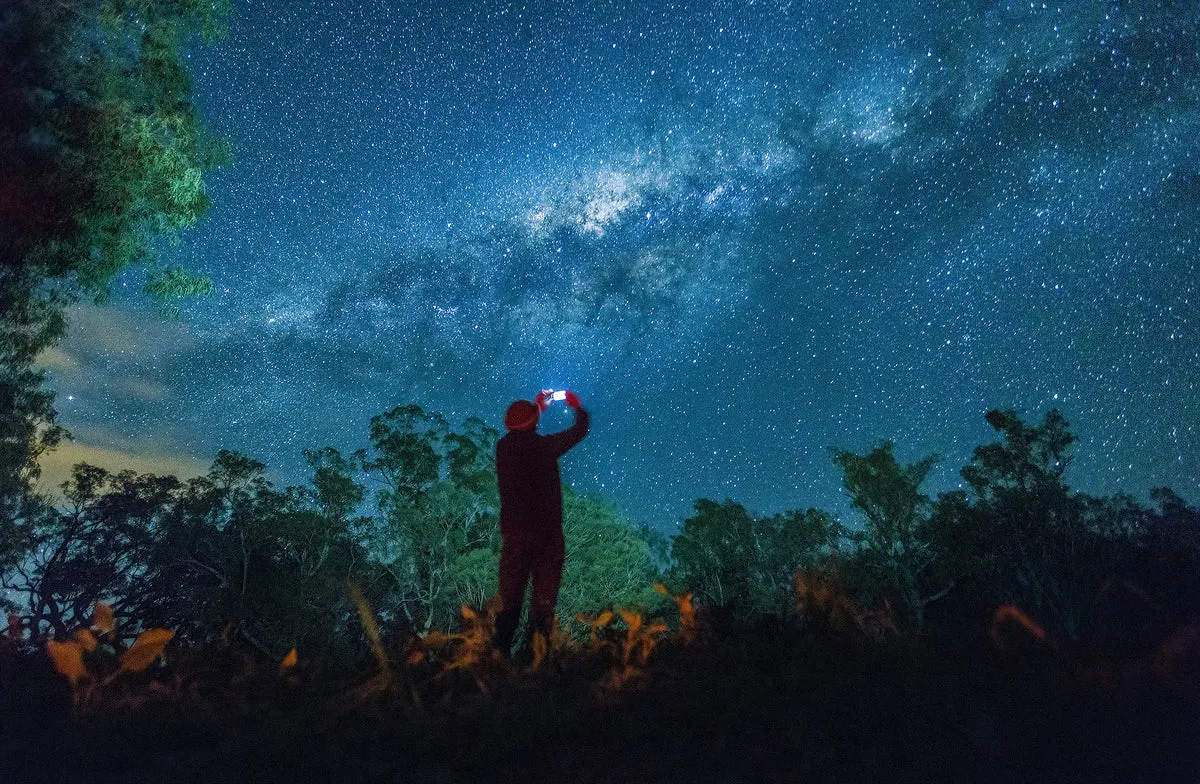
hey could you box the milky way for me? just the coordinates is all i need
[45,0,1200,529]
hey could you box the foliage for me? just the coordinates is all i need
[929,409,1123,640]
[0,0,227,556]
[362,405,500,633]
[668,498,839,616]
[830,441,946,630]
[359,404,662,637]
[2,449,375,658]
[5,401,1198,682]
[558,491,663,631]
[44,600,174,711]
[0,0,230,295]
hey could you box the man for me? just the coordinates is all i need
[492,389,589,656]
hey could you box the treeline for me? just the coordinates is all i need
[3,405,1197,662]
[1,404,660,660]
[671,409,1200,648]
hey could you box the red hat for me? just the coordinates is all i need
[504,400,539,432]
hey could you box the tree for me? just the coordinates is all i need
[0,0,228,557]
[669,499,839,617]
[0,0,229,294]
[3,464,181,638]
[558,491,662,627]
[670,499,759,611]
[757,507,843,614]
[363,406,500,632]
[931,409,1123,640]
[1,447,381,657]
[831,442,947,629]
[1139,488,1200,621]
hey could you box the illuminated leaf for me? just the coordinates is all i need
[280,647,298,674]
[74,628,98,653]
[618,609,642,634]
[460,604,477,621]
[531,632,549,671]
[349,582,391,685]
[653,583,670,596]
[47,640,87,685]
[120,628,174,672]
[93,602,115,634]
[990,605,1048,646]
[422,631,453,648]
[596,610,614,628]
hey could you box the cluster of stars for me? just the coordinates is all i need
[44,0,1200,530]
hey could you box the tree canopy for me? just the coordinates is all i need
[0,0,228,521]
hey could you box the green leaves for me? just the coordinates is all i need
[668,498,837,617]
[830,442,937,557]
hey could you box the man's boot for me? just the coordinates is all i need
[492,608,519,656]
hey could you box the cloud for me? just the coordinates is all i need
[37,304,196,413]
[37,440,208,496]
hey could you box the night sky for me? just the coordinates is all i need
[39,0,1200,531]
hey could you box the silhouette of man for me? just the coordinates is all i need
[492,389,589,656]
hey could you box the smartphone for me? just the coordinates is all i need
[551,390,567,402]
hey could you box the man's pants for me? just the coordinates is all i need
[492,528,565,654]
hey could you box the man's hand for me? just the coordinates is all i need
[535,389,553,412]
[564,390,583,409]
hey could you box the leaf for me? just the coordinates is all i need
[74,628,98,653]
[93,602,115,634]
[120,628,174,673]
[280,647,298,674]
[530,632,549,671]
[653,583,670,596]
[618,609,642,634]
[47,640,87,685]
[460,604,477,621]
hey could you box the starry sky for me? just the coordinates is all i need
[40,0,1200,530]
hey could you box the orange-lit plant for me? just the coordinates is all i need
[653,584,696,645]
[579,606,669,694]
[348,581,399,703]
[989,604,1049,649]
[793,568,862,634]
[406,603,498,691]
[44,601,174,711]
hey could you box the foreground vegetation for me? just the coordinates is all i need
[3,568,1198,783]
[2,404,1199,781]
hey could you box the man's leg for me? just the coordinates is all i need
[493,533,532,654]
[527,530,566,645]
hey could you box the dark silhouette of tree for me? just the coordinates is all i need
[0,0,228,562]
[831,441,949,630]
[5,464,180,637]
[670,498,839,616]
[670,499,759,611]
[1137,488,1200,622]
[930,409,1135,641]
[2,448,377,656]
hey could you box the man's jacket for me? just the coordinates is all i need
[495,408,589,535]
